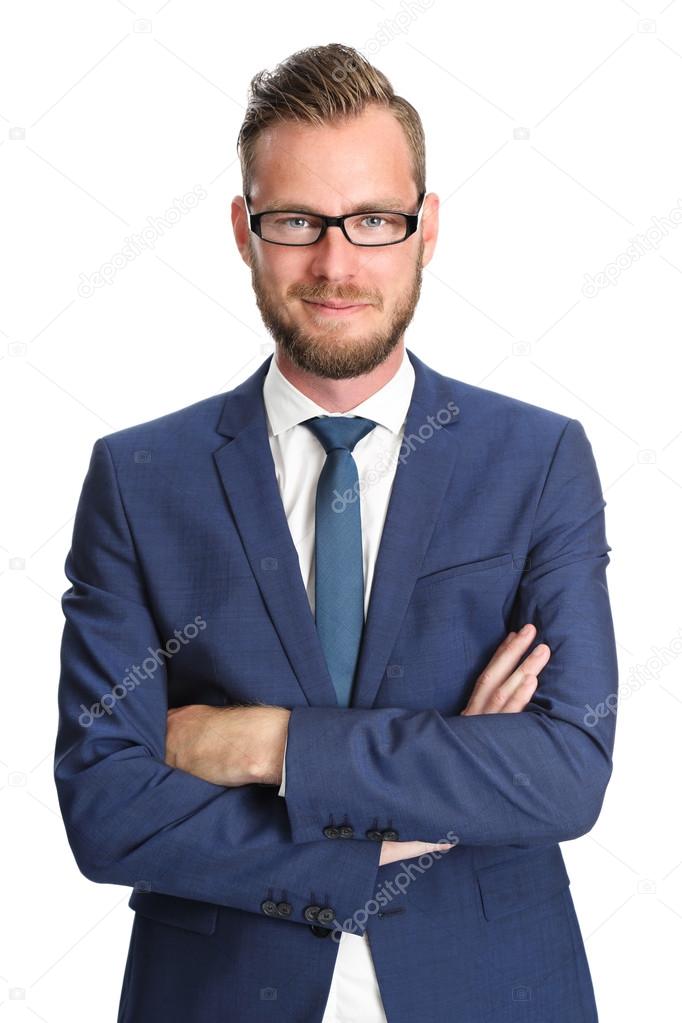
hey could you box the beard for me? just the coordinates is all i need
[248,235,424,380]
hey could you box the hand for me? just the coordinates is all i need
[379,624,550,865]
[461,623,550,715]
[165,704,290,787]
[379,839,457,866]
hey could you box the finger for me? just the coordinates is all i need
[464,627,538,714]
[480,644,550,712]
[488,629,521,662]
[499,673,538,713]
[476,626,537,688]
[486,624,537,674]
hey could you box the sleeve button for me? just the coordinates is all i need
[317,906,335,926]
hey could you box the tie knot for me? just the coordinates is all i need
[301,415,377,454]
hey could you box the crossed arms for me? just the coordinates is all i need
[164,625,551,864]
[54,418,618,927]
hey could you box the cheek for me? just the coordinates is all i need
[255,247,293,283]
[270,263,311,303]
[373,280,402,315]
[373,258,413,300]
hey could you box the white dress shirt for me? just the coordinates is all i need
[261,346,415,1023]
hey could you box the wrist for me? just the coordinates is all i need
[256,707,290,785]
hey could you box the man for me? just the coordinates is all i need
[54,43,618,1022]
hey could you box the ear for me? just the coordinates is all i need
[420,192,439,269]
[231,195,253,268]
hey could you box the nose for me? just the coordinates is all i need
[308,224,369,282]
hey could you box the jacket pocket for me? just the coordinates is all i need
[414,552,514,589]
[128,888,219,935]
[476,845,570,922]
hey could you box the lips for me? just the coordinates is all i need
[305,300,367,309]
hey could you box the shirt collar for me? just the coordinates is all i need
[262,347,415,438]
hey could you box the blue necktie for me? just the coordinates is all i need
[301,415,378,706]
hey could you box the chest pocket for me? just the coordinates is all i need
[413,552,515,590]
[409,552,516,636]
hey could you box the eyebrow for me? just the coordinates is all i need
[260,197,413,214]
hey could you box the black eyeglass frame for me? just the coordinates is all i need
[243,191,426,248]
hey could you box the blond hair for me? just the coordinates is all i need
[237,43,426,200]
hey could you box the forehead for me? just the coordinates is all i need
[248,105,416,213]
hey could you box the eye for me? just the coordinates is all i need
[275,216,310,229]
[361,215,388,229]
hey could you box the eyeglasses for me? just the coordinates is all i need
[244,191,426,247]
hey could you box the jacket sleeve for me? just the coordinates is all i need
[54,439,380,927]
[282,418,619,847]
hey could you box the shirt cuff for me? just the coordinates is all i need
[277,732,288,797]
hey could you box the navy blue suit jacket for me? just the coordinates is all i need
[54,348,618,1022]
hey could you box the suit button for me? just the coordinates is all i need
[317,906,335,926]
[382,829,399,841]
[323,825,340,839]
[365,829,383,842]
[276,901,292,918]
[261,899,279,917]
[338,825,354,838]
[303,904,321,922]
[310,924,332,938]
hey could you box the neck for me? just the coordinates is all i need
[274,344,405,412]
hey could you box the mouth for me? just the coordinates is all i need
[302,299,371,317]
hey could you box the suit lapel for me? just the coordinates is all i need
[212,349,461,710]
[350,354,461,707]
[213,361,337,707]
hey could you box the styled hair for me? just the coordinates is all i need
[236,43,426,201]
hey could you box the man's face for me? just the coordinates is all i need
[232,105,438,380]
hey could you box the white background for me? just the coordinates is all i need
[1,1,680,1019]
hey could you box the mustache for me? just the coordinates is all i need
[292,289,377,305]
